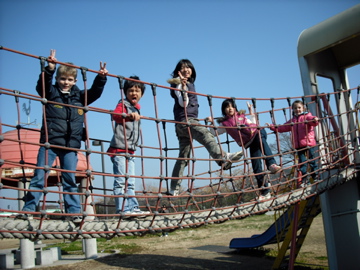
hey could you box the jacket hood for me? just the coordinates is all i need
[167,77,181,85]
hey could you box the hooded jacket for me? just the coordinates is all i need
[269,111,318,149]
[36,66,107,149]
[109,99,141,152]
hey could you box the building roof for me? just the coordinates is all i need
[1,128,92,186]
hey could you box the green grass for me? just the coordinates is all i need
[47,215,274,254]
[49,241,83,255]
[48,240,144,255]
[46,214,328,269]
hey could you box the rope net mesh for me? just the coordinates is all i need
[0,46,359,240]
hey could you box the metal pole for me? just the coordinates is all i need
[92,139,108,218]
[100,142,108,216]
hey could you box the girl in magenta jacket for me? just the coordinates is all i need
[208,99,281,200]
[266,100,319,185]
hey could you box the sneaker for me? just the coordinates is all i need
[72,216,82,223]
[258,193,271,201]
[169,189,179,196]
[268,164,282,174]
[265,182,272,193]
[121,211,132,217]
[129,209,150,217]
[16,213,33,220]
[227,151,244,162]
[223,151,244,170]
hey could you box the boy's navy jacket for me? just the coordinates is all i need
[36,66,107,149]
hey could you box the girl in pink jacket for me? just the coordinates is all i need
[266,100,319,185]
[208,99,281,200]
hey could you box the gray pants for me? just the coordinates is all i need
[171,118,225,191]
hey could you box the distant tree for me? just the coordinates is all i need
[268,132,294,165]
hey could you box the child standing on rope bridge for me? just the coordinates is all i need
[159,204,169,237]
[107,76,150,216]
[17,49,108,223]
[207,99,281,200]
[168,59,243,196]
[266,100,319,186]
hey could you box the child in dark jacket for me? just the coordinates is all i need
[266,100,319,186]
[207,99,281,200]
[168,59,243,196]
[107,76,150,216]
[17,49,108,222]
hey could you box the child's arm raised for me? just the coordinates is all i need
[247,102,254,115]
[36,49,57,97]
[246,102,259,124]
[168,72,189,108]
[86,61,108,105]
[47,49,57,71]
[98,62,108,77]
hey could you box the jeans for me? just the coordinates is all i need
[297,147,318,180]
[171,118,224,191]
[23,146,81,213]
[111,154,139,213]
[249,129,276,195]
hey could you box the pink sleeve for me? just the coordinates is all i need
[273,120,293,133]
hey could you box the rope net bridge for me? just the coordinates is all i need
[0,46,359,241]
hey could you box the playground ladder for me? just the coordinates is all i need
[272,195,321,269]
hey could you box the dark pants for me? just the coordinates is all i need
[249,129,276,195]
[23,147,80,213]
[297,147,318,182]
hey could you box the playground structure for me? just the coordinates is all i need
[297,5,360,269]
[0,4,360,269]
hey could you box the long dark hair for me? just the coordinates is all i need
[171,59,196,83]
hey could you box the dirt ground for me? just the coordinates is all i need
[0,214,327,270]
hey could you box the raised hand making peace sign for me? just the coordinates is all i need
[99,61,108,77]
[47,49,57,71]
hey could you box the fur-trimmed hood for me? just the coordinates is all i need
[167,77,181,85]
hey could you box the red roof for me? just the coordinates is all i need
[1,129,92,186]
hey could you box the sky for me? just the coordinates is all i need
[1,0,360,210]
